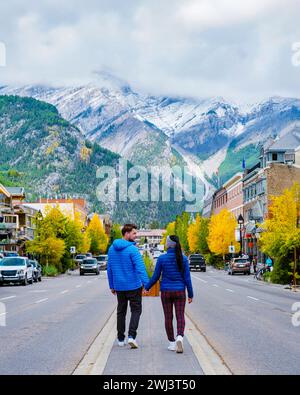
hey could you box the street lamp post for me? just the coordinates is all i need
[238,214,244,257]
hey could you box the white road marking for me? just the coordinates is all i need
[35,298,48,304]
[192,275,208,284]
[61,290,69,295]
[226,289,234,293]
[247,296,259,301]
[0,296,16,301]
[30,290,46,293]
[87,281,92,284]
[213,284,219,288]
[76,285,82,288]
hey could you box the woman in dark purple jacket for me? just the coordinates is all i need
[145,235,194,353]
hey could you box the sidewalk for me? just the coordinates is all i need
[103,297,204,375]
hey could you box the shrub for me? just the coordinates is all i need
[205,253,223,269]
[263,271,272,282]
[270,255,294,285]
[42,265,58,277]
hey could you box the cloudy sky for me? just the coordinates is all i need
[0,0,300,102]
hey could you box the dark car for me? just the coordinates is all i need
[74,254,86,266]
[80,258,100,276]
[189,254,206,272]
[30,260,42,282]
[228,258,251,275]
[95,255,108,271]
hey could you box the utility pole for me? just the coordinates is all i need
[238,214,244,257]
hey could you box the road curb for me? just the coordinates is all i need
[72,308,116,375]
[185,311,232,375]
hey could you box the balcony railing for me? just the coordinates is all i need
[0,222,17,230]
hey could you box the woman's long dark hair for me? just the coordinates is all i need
[170,235,184,273]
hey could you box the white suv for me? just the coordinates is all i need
[0,257,34,286]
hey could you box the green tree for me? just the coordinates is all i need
[109,223,122,246]
[175,212,190,253]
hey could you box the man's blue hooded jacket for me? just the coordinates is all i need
[107,239,149,291]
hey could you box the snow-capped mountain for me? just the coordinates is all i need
[1,73,300,198]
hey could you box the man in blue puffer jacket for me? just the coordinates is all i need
[107,224,149,349]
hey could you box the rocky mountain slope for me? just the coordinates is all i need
[1,73,300,199]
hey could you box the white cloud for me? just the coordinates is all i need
[176,0,282,29]
[0,0,299,102]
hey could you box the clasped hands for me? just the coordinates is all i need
[111,288,150,295]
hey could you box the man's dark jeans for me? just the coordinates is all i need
[116,287,142,341]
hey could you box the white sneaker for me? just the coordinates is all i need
[168,341,176,351]
[118,339,126,347]
[128,337,138,349]
[176,335,184,353]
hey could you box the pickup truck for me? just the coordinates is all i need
[188,254,206,272]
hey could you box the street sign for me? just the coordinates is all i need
[229,245,235,254]
[70,246,76,254]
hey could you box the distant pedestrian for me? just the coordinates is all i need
[145,235,194,354]
[107,224,149,349]
[266,257,273,272]
[252,256,258,274]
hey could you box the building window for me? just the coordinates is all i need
[285,153,295,163]
[272,153,278,161]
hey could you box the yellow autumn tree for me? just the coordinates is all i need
[161,221,176,248]
[260,183,300,286]
[188,213,210,254]
[208,209,240,259]
[81,232,91,254]
[87,214,108,255]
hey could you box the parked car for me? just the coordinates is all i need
[0,257,34,286]
[30,260,42,282]
[80,258,100,276]
[228,257,251,275]
[95,255,108,270]
[152,250,163,259]
[85,253,93,258]
[3,251,19,257]
[189,254,206,272]
[74,254,86,266]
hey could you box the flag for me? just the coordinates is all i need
[242,157,246,170]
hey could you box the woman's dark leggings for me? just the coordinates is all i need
[161,290,186,342]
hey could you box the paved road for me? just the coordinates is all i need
[187,267,300,375]
[1,267,299,375]
[0,271,115,375]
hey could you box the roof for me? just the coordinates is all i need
[267,128,300,152]
[6,187,25,196]
[223,172,243,189]
[0,184,11,198]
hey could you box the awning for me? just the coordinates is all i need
[245,222,256,234]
